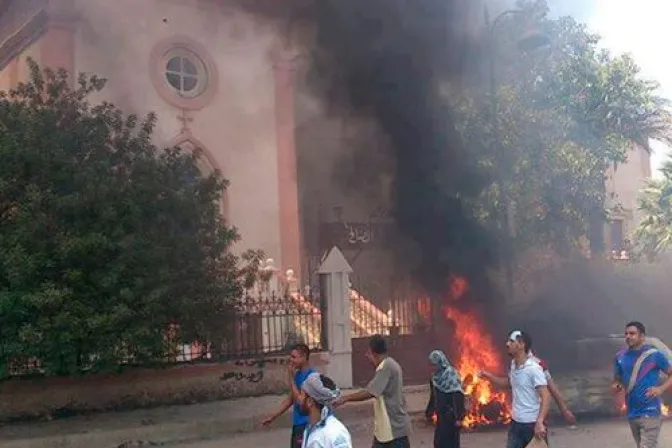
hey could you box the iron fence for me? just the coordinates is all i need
[349,281,432,338]
[175,290,324,362]
[4,291,324,378]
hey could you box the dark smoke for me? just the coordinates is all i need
[304,0,497,297]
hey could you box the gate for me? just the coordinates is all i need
[349,290,436,386]
[305,212,436,386]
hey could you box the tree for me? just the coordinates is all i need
[0,60,249,377]
[453,0,672,257]
[324,0,672,287]
[633,157,672,261]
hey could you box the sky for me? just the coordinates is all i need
[552,0,672,178]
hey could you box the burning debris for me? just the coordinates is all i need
[444,305,510,428]
[417,275,511,429]
[444,275,511,428]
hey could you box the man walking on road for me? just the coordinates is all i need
[480,330,551,448]
[262,343,316,448]
[334,335,411,448]
[612,321,672,448]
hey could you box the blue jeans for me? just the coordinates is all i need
[506,421,546,448]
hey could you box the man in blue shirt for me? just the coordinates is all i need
[612,321,672,448]
[262,343,316,448]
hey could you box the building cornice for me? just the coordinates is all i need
[0,8,47,70]
[0,0,78,71]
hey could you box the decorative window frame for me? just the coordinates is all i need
[149,36,218,110]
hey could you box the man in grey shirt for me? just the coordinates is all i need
[335,335,411,447]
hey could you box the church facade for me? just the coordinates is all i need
[0,0,653,278]
[0,0,303,276]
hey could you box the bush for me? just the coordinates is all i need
[0,60,247,377]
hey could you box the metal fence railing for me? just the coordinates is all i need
[175,291,324,362]
[349,289,432,338]
[4,291,324,378]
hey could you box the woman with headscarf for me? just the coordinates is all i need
[425,350,466,448]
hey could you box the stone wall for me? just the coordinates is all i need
[0,353,329,422]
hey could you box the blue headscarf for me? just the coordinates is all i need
[429,350,464,394]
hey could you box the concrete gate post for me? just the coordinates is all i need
[317,247,354,388]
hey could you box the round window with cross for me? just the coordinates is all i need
[164,50,207,98]
[150,38,218,110]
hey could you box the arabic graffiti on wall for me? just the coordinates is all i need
[219,356,291,383]
[220,370,264,383]
[232,357,291,368]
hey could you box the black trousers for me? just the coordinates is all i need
[372,436,411,448]
[434,413,461,448]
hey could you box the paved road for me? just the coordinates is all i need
[177,419,669,447]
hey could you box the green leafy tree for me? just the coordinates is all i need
[0,60,250,377]
[326,1,672,292]
[455,0,672,257]
[633,157,672,261]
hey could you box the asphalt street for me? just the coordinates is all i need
[176,419,667,447]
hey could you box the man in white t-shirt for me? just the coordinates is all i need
[294,373,353,448]
[480,330,551,448]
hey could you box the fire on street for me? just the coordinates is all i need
[177,420,669,447]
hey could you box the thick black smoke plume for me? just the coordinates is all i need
[306,0,497,296]
[243,0,498,297]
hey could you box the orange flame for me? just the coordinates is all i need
[449,275,469,301]
[443,305,511,428]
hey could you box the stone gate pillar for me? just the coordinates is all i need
[318,247,353,388]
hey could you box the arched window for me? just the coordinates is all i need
[169,135,227,217]
[176,140,215,176]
